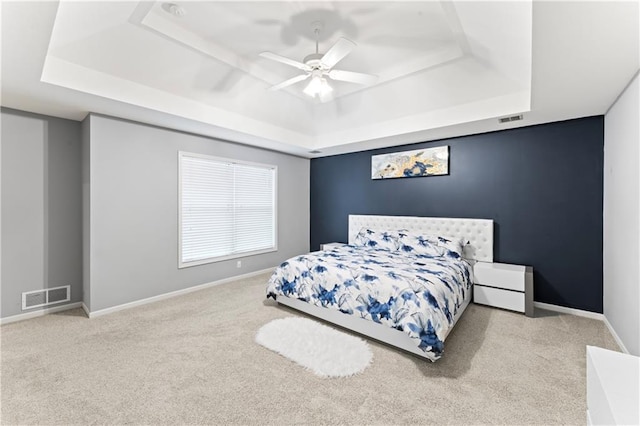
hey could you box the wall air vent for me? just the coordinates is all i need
[22,285,70,310]
[498,114,523,124]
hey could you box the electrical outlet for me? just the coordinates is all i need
[236,260,242,268]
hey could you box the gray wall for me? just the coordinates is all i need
[1,108,82,318]
[86,114,309,312]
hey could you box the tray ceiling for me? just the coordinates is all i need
[2,1,638,157]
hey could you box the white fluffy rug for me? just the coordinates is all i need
[255,317,373,378]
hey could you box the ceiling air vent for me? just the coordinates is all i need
[499,114,523,124]
[22,285,70,310]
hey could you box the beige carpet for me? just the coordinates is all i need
[1,272,619,425]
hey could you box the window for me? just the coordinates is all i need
[179,151,277,268]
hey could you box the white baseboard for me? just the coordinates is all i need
[86,267,275,319]
[602,315,630,354]
[534,301,604,320]
[0,302,83,325]
[534,302,630,354]
[81,302,90,318]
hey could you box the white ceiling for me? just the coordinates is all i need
[1,1,638,158]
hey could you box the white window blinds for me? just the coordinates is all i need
[179,152,277,267]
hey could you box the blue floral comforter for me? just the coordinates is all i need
[266,245,473,361]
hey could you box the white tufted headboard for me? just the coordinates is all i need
[348,215,494,262]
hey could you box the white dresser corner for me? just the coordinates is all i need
[587,346,640,425]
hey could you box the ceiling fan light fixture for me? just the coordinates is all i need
[261,20,375,100]
[320,79,333,95]
[303,76,332,97]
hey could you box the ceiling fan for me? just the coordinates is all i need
[259,22,378,102]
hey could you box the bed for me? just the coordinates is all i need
[266,215,494,361]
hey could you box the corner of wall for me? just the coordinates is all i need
[603,70,640,356]
[81,114,91,312]
[1,108,83,319]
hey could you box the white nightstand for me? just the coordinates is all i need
[320,242,346,250]
[473,262,534,317]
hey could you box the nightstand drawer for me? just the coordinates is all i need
[474,262,527,292]
[474,285,525,313]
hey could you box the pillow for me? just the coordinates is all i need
[434,235,467,259]
[396,230,444,256]
[354,228,398,251]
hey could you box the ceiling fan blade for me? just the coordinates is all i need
[259,52,310,72]
[328,69,378,85]
[320,37,356,69]
[268,73,310,91]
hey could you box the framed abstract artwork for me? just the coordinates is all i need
[371,146,449,179]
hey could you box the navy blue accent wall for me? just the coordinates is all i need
[310,117,604,313]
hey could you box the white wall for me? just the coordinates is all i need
[604,71,640,356]
[85,114,310,312]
